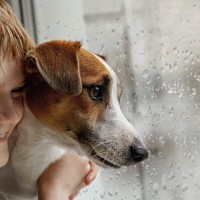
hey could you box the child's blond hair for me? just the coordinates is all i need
[0,0,34,62]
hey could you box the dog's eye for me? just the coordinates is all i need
[88,86,103,101]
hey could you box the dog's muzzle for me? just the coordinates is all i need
[78,132,148,167]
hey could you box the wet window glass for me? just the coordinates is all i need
[17,0,200,199]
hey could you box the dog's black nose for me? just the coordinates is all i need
[130,146,148,162]
[130,138,148,163]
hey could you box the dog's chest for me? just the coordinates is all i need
[11,108,67,190]
[10,105,79,196]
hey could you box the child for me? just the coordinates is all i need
[0,0,98,199]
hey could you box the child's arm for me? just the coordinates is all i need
[38,152,99,200]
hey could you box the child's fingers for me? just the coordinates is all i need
[84,160,99,185]
[69,191,80,200]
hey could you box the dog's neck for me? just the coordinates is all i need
[20,96,79,148]
[11,101,80,192]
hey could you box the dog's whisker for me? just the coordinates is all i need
[91,146,112,166]
[103,140,122,167]
[102,147,112,165]
[87,148,107,160]
[91,149,108,165]
[95,148,106,154]
[110,148,118,166]
[87,140,113,156]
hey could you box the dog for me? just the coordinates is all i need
[0,40,148,199]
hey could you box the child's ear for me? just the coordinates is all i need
[25,40,82,96]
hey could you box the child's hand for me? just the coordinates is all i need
[37,152,98,200]
[69,160,99,200]
[84,160,99,185]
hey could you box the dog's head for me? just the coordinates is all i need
[25,40,148,167]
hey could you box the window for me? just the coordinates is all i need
[13,0,200,199]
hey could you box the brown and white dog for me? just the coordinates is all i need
[0,40,148,199]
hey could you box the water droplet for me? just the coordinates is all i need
[159,152,163,157]
[173,47,178,54]
[167,84,173,94]
[182,183,188,192]
[169,162,173,168]
[196,75,200,81]
[100,191,105,198]
[146,77,152,85]
[124,63,129,69]
[108,189,114,196]
[192,88,196,95]
[168,172,175,180]
[173,61,178,70]
[155,85,160,92]
[147,106,153,117]
[134,65,138,70]
[122,166,127,172]
[168,132,172,139]
[159,137,165,146]
[194,103,199,110]
[169,106,174,116]
[184,57,190,63]
[156,74,161,79]
[174,136,178,144]
[197,55,200,63]
[162,174,167,189]
[56,20,61,24]
[135,173,140,178]
[177,86,184,98]
[137,111,141,118]
[130,75,134,81]
[142,69,149,78]
[153,183,159,194]
[189,170,193,177]
[177,91,183,98]
[160,43,164,46]
[189,51,194,58]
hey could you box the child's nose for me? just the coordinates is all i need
[0,97,20,124]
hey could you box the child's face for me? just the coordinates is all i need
[0,56,25,166]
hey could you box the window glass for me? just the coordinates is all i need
[32,0,200,199]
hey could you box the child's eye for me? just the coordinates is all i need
[11,85,25,98]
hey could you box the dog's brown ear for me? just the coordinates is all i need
[96,54,107,62]
[26,40,82,96]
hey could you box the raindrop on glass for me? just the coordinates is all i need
[169,106,174,116]
[153,183,159,194]
[142,69,149,78]
[192,88,196,95]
